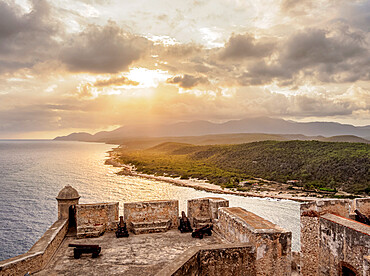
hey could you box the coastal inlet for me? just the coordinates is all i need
[0,140,300,261]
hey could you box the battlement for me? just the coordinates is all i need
[0,186,369,276]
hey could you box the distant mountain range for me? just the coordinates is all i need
[54,117,370,143]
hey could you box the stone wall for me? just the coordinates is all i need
[354,198,370,216]
[156,243,256,276]
[216,207,291,276]
[76,202,119,238]
[319,213,370,276]
[124,200,179,230]
[0,219,68,276]
[187,197,229,228]
[300,199,351,276]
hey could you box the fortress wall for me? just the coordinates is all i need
[216,207,291,276]
[0,219,68,276]
[187,198,211,227]
[354,198,370,217]
[300,199,352,276]
[207,197,229,220]
[187,197,229,227]
[124,200,179,230]
[76,202,119,238]
[319,213,370,276]
[156,244,256,276]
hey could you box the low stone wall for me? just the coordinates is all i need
[300,199,351,276]
[319,213,370,276]
[0,219,68,276]
[76,202,119,238]
[156,243,256,276]
[216,207,291,276]
[124,200,179,230]
[187,197,229,227]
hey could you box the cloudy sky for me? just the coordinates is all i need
[0,0,369,138]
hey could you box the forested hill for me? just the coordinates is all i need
[116,140,370,195]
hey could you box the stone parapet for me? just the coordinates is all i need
[354,198,370,217]
[187,197,229,228]
[156,243,256,276]
[124,200,179,232]
[0,219,68,276]
[300,199,352,276]
[216,207,291,276]
[319,213,370,276]
[75,202,119,238]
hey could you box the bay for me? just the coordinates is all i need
[0,140,300,261]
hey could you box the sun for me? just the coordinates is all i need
[125,68,171,89]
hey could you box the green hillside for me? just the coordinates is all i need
[115,140,370,195]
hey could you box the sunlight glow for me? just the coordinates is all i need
[125,68,171,88]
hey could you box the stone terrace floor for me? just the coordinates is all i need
[35,230,222,276]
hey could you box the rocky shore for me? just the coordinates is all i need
[105,152,315,202]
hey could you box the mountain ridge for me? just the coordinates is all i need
[54,117,370,142]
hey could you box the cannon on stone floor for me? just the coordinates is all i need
[191,224,213,239]
[355,210,370,225]
[178,211,193,233]
[68,244,101,259]
[116,216,129,238]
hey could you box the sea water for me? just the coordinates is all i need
[0,140,300,261]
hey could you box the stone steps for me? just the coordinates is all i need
[77,225,105,238]
[130,220,171,234]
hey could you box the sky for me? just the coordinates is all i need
[0,0,369,138]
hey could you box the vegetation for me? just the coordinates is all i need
[115,140,370,195]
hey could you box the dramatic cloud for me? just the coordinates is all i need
[0,0,369,138]
[60,22,150,73]
[239,27,370,86]
[219,33,275,60]
[0,0,59,73]
[166,74,209,89]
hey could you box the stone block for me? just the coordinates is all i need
[75,202,119,239]
[216,207,291,276]
[319,213,370,276]
[187,197,229,227]
[354,198,370,217]
[124,200,179,231]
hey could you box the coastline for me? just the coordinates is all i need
[105,153,314,203]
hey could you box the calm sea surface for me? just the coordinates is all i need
[0,140,301,261]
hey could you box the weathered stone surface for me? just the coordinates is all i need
[319,213,370,276]
[131,219,172,234]
[35,230,219,276]
[76,202,119,238]
[216,207,291,276]
[300,199,352,276]
[354,198,370,217]
[158,243,256,276]
[0,219,68,276]
[187,197,229,228]
[56,185,80,220]
[124,200,179,232]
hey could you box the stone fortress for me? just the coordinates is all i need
[0,185,369,275]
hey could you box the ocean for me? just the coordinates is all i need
[0,140,300,261]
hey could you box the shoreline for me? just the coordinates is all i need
[105,155,314,203]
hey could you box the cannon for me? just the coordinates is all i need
[191,224,213,239]
[116,216,129,238]
[178,211,192,233]
[68,244,101,259]
[355,210,370,225]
